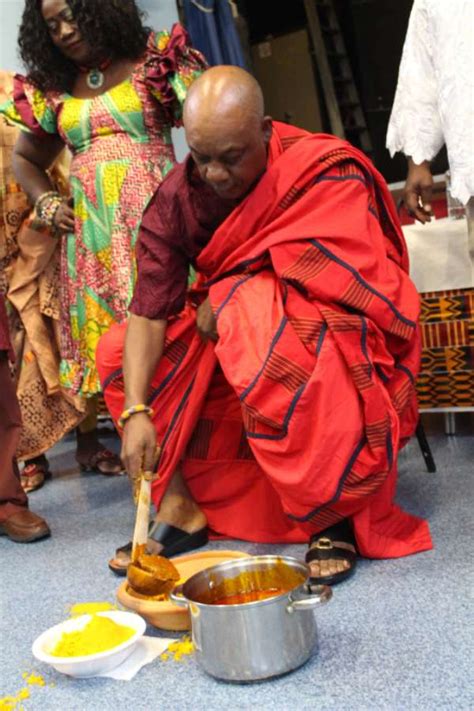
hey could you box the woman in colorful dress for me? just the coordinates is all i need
[1,69,85,492]
[1,0,206,473]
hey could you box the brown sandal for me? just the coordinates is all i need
[21,456,52,493]
[76,447,125,475]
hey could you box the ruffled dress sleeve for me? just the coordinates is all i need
[386,0,444,163]
[0,75,58,137]
[144,23,208,126]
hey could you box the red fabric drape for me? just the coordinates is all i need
[98,123,432,558]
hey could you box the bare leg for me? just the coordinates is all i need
[149,467,208,546]
[109,467,207,571]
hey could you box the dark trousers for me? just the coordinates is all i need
[0,352,27,521]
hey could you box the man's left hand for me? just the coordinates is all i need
[196,297,218,341]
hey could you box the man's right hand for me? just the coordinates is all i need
[121,413,159,482]
[403,159,433,224]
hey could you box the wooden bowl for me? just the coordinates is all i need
[116,550,251,631]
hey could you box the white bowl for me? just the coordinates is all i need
[32,610,146,678]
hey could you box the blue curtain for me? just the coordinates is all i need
[183,0,247,69]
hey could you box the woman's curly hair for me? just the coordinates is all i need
[18,0,151,92]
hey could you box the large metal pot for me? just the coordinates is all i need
[170,555,332,681]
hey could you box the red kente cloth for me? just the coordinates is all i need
[97,122,432,557]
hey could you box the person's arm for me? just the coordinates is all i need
[13,132,74,233]
[386,0,443,223]
[121,313,167,480]
[403,158,433,224]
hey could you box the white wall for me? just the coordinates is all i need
[0,0,188,159]
[0,1,24,72]
[138,0,187,159]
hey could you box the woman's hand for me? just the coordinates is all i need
[53,197,75,233]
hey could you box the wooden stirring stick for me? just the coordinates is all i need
[131,470,153,563]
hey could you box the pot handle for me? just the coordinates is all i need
[286,583,332,613]
[169,584,189,609]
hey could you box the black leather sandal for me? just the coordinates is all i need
[108,522,209,576]
[305,532,357,586]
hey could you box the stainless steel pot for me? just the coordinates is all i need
[169,555,332,681]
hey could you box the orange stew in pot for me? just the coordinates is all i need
[212,588,286,605]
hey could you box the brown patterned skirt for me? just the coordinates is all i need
[1,73,85,459]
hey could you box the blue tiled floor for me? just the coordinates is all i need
[1,425,473,710]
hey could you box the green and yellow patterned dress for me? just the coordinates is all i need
[1,25,206,397]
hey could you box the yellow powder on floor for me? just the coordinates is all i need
[0,686,30,711]
[68,602,117,617]
[0,687,30,711]
[0,672,46,710]
[21,673,45,687]
[160,635,194,662]
[51,615,135,657]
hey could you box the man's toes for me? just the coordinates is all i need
[146,538,164,556]
[115,551,130,565]
[309,557,350,579]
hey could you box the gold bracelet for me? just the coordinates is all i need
[118,404,154,429]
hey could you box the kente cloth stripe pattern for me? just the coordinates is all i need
[349,363,373,391]
[263,351,310,393]
[236,425,254,460]
[342,279,374,311]
[322,310,364,332]
[186,418,213,459]
[365,417,391,448]
[417,288,474,409]
[164,338,188,365]
[288,316,326,344]
[282,246,331,283]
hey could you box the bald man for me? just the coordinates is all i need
[98,67,432,582]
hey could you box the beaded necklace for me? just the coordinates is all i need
[78,57,112,90]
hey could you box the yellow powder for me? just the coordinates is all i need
[0,672,46,710]
[51,615,135,657]
[160,635,194,662]
[0,688,30,711]
[68,602,117,617]
[21,673,45,687]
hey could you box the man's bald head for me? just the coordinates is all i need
[184,65,265,128]
[183,66,272,201]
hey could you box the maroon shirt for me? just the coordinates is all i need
[0,293,12,357]
[130,156,234,320]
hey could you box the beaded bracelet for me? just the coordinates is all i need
[35,191,63,228]
[118,404,154,429]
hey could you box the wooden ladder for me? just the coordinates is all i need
[304,0,373,154]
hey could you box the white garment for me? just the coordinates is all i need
[386,0,474,204]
